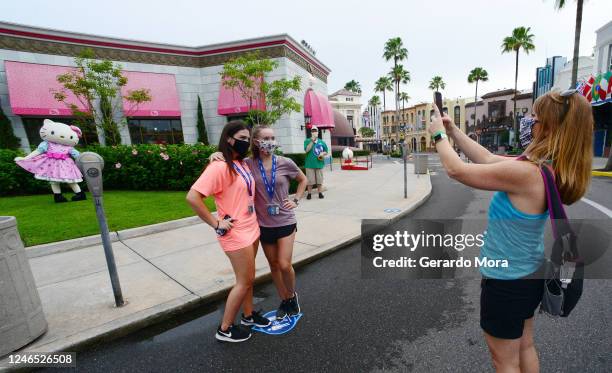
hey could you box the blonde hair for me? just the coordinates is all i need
[526,90,593,204]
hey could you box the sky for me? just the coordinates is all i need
[1,0,611,107]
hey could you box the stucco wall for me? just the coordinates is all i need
[0,49,327,154]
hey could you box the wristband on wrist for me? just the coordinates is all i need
[433,131,448,143]
[431,130,446,141]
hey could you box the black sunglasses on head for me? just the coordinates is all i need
[560,88,579,122]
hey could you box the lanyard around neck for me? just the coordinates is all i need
[258,156,277,200]
[232,161,253,197]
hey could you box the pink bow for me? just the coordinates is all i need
[46,152,69,160]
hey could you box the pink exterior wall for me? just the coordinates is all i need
[120,71,181,117]
[4,61,88,116]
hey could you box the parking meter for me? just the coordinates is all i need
[77,152,125,307]
[77,152,105,197]
[401,143,408,199]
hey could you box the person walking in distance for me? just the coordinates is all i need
[303,126,328,199]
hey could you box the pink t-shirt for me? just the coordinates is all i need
[191,160,260,252]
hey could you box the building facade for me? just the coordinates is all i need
[594,20,612,76]
[328,89,362,132]
[0,22,332,154]
[378,96,469,152]
[328,89,362,148]
[534,56,567,99]
[465,88,533,150]
[552,56,595,92]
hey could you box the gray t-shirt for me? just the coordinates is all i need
[245,156,300,228]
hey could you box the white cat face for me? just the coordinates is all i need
[39,119,80,146]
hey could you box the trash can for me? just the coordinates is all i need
[413,153,428,174]
[0,216,47,356]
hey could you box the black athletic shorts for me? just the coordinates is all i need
[259,224,297,244]
[480,278,544,339]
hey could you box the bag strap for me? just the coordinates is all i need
[539,165,579,262]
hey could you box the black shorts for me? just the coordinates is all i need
[480,278,544,339]
[259,224,297,244]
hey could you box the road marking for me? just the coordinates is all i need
[393,161,400,164]
[581,197,612,218]
[384,208,402,213]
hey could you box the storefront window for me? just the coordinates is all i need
[128,118,184,145]
[21,117,99,149]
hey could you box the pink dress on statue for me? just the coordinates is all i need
[16,141,83,183]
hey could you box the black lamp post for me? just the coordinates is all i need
[302,113,311,130]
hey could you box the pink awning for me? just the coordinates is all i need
[304,89,334,129]
[217,76,266,115]
[4,61,88,116]
[120,71,181,117]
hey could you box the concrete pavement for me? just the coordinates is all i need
[1,157,431,367]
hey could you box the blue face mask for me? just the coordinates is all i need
[519,117,535,148]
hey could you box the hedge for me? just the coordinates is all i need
[0,149,50,195]
[1,144,343,197]
[0,144,217,196]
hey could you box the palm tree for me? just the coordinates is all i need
[467,68,489,128]
[368,95,381,107]
[368,95,382,141]
[502,26,535,144]
[375,76,393,111]
[555,0,583,88]
[383,37,409,142]
[399,92,410,122]
[344,79,362,93]
[399,92,410,109]
[428,76,446,92]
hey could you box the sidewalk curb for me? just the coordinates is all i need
[2,177,432,369]
[592,170,612,177]
[25,216,205,259]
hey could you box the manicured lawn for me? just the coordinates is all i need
[0,191,215,247]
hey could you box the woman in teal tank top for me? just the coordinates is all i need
[479,190,548,280]
[428,90,593,372]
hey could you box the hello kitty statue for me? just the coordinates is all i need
[14,119,87,203]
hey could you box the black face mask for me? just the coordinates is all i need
[231,138,250,159]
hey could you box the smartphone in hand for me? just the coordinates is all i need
[434,92,443,116]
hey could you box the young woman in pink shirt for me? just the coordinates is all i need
[186,121,271,343]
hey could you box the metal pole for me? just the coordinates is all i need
[403,144,407,199]
[94,196,124,307]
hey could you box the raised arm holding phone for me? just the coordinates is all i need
[428,90,593,373]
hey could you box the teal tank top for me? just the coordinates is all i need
[479,191,548,279]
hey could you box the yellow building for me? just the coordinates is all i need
[380,96,469,152]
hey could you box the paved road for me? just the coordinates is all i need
[54,154,612,373]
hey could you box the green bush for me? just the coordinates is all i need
[283,153,306,168]
[287,166,308,194]
[0,149,50,195]
[0,144,217,196]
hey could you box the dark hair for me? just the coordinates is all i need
[217,120,250,175]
